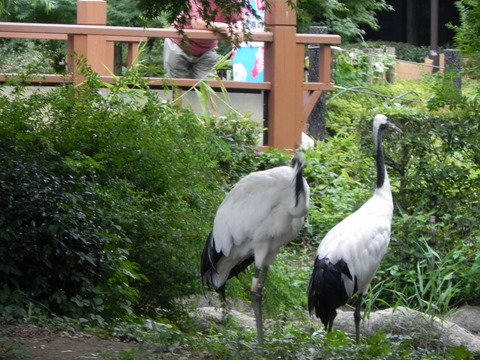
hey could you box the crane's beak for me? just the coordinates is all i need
[388,121,403,134]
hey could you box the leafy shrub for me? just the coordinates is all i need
[0,124,149,321]
[0,67,263,321]
[186,321,474,359]
[346,41,433,62]
[332,50,371,87]
[204,114,262,184]
[0,149,113,319]
[0,337,29,359]
[448,0,480,78]
[302,124,374,239]
[0,39,63,73]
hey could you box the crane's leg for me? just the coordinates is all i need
[251,265,269,347]
[220,296,231,322]
[353,293,363,343]
[327,310,337,332]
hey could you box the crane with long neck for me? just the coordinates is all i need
[201,152,310,347]
[308,114,401,342]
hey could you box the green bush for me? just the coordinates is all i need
[0,68,263,321]
[332,50,371,87]
[186,321,474,359]
[0,149,121,320]
[345,41,434,62]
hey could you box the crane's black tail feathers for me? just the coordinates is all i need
[200,231,254,300]
[307,257,352,328]
[291,152,306,206]
[200,231,220,283]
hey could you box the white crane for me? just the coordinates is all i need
[307,114,401,342]
[201,152,310,347]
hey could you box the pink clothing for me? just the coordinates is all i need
[170,0,243,56]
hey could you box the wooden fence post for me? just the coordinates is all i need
[307,26,328,141]
[444,49,462,93]
[68,0,110,84]
[264,0,301,150]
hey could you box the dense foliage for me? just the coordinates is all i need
[449,0,480,77]
[0,69,261,322]
[296,0,392,41]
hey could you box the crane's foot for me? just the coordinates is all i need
[220,297,231,323]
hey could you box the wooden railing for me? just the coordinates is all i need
[0,0,341,150]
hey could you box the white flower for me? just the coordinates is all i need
[374,61,386,73]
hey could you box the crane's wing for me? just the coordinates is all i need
[212,166,298,257]
[317,203,391,295]
[201,154,309,295]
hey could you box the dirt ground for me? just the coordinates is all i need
[1,324,136,359]
[0,323,199,360]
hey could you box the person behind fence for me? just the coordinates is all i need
[164,0,245,79]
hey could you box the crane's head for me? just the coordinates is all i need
[373,114,402,134]
[373,114,402,148]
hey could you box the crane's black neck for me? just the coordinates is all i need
[375,127,387,189]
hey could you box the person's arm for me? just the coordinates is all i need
[191,17,244,42]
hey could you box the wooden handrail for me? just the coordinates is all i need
[0,21,338,92]
[0,0,341,150]
[0,73,72,83]
[0,22,272,41]
[0,73,273,90]
[0,22,340,45]
[129,77,272,91]
[0,31,67,40]
[296,33,341,44]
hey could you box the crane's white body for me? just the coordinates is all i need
[316,175,393,297]
[201,154,309,347]
[208,164,309,289]
[308,114,400,342]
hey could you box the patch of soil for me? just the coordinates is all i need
[1,323,207,360]
[2,324,139,359]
